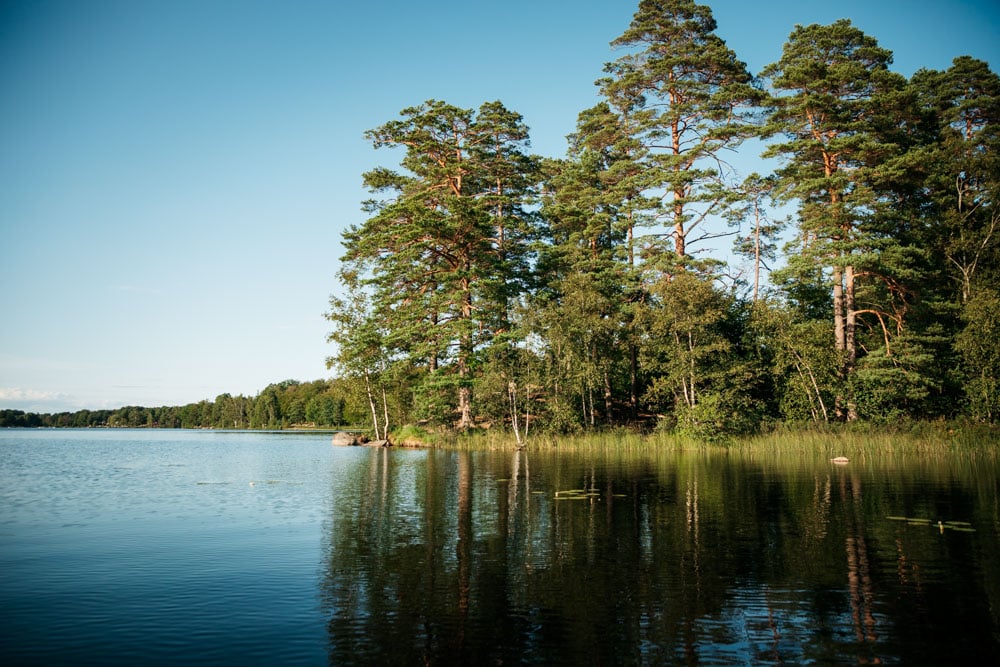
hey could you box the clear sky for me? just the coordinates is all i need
[2,0,998,413]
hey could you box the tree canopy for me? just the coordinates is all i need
[326,2,999,437]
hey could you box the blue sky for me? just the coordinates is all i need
[2,0,998,413]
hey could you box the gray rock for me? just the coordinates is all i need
[331,431,359,446]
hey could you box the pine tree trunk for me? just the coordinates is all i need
[458,372,472,431]
[844,264,858,421]
[832,265,849,420]
[833,267,846,354]
[458,273,473,430]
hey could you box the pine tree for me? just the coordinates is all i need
[911,57,1000,305]
[761,19,910,420]
[337,100,539,430]
[600,0,761,268]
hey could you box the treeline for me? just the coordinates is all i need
[0,379,361,430]
[326,0,999,440]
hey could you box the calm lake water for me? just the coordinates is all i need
[1,429,998,665]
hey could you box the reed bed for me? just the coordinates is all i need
[435,421,999,462]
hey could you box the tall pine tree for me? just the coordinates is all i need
[600,0,760,268]
[761,20,910,420]
[338,100,539,430]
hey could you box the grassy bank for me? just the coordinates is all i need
[417,420,999,458]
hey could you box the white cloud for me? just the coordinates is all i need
[0,387,75,412]
[0,387,67,401]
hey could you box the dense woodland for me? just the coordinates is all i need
[326,0,1000,440]
[0,380,357,429]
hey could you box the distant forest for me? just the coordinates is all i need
[0,380,358,430]
[324,0,1000,441]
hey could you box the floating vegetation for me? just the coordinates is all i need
[555,488,601,500]
[550,488,628,500]
[886,516,976,532]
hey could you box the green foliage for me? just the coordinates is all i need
[0,409,108,428]
[851,335,942,422]
[319,5,999,436]
[305,394,344,427]
[598,0,762,263]
[3,379,361,430]
[411,370,460,428]
[638,274,771,438]
[955,287,1000,422]
[910,57,1000,305]
[390,424,444,447]
[761,19,914,420]
[336,99,542,431]
[640,273,731,408]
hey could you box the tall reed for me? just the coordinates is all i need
[440,421,998,459]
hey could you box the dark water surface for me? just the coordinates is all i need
[1,430,998,665]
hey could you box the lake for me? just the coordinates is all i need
[1,429,997,665]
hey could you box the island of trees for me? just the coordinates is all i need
[325,0,999,441]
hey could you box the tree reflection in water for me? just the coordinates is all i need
[320,447,1000,665]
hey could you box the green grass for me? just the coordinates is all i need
[731,421,999,457]
[390,424,454,447]
[439,427,710,452]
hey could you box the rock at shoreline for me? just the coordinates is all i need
[331,432,361,446]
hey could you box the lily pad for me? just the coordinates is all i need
[555,488,601,500]
[887,516,975,532]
